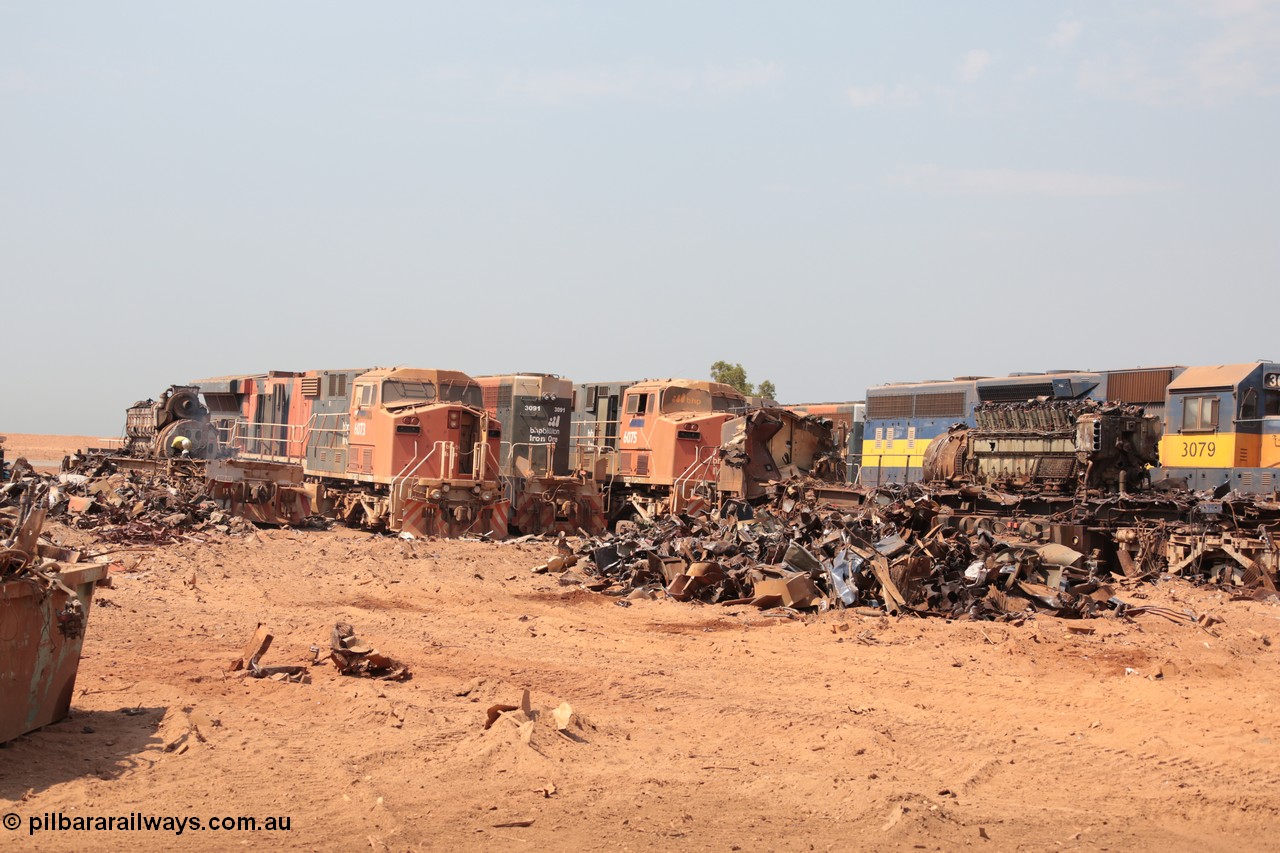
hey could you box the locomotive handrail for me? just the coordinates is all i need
[399,441,449,485]
[672,444,721,499]
[389,441,451,518]
[855,452,928,486]
[224,413,348,461]
[570,419,626,444]
[501,442,557,478]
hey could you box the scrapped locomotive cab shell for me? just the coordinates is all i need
[718,408,844,502]
[1157,362,1280,494]
[787,401,865,483]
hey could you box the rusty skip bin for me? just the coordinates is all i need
[1,484,110,743]
[1,562,109,742]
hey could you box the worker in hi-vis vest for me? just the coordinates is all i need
[171,435,192,458]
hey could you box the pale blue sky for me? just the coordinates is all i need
[3,1,1277,433]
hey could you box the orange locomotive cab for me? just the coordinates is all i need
[336,368,507,538]
[610,379,747,518]
[203,366,508,538]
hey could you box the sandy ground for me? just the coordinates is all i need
[4,436,1280,852]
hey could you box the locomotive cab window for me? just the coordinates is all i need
[661,387,710,414]
[625,393,649,415]
[437,380,484,408]
[383,380,436,405]
[1181,395,1220,432]
[357,384,377,407]
[1267,389,1280,417]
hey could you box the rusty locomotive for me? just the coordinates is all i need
[568,378,844,525]
[168,370,842,538]
[192,367,508,538]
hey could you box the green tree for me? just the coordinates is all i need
[710,361,777,400]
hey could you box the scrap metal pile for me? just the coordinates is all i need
[552,479,1280,621]
[0,455,258,545]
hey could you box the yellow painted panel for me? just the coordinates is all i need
[860,437,934,471]
[1260,434,1280,469]
[1159,433,1237,469]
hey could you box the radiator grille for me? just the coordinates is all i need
[979,382,1055,402]
[914,391,967,418]
[866,394,913,420]
[301,377,320,397]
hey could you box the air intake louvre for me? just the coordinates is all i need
[301,377,321,397]
[1106,369,1174,404]
[866,394,914,419]
[979,382,1055,402]
[914,391,967,418]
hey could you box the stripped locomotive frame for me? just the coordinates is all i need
[75,385,224,478]
[923,399,1161,495]
[122,386,219,460]
[909,397,1280,589]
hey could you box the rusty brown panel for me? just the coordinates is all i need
[1107,369,1174,404]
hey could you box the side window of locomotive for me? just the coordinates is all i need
[1241,388,1259,420]
[357,384,376,407]
[625,393,649,416]
[1181,396,1220,432]
[1268,390,1280,417]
